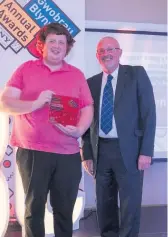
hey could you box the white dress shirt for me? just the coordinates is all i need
[99,67,119,138]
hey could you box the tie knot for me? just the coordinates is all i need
[107,74,113,82]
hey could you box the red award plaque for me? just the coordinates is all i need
[49,94,80,126]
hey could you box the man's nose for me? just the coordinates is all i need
[52,42,59,48]
[103,51,111,57]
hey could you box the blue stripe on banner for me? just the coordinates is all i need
[85,28,167,36]
[24,0,80,37]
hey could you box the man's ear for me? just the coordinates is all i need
[119,49,123,57]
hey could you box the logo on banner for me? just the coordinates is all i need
[0,0,80,56]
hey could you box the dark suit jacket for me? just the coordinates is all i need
[81,64,156,174]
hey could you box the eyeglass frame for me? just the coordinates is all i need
[97,47,121,55]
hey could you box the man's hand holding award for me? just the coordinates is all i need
[49,94,82,138]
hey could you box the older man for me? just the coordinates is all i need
[82,36,156,237]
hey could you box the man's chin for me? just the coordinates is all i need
[46,58,62,66]
[102,65,117,73]
[106,64,114,71]
[104,61,114,67]
[51,57,62,64]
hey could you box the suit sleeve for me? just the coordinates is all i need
[136,66,156,157]
[81,127,94,161]
[81,79,94,161]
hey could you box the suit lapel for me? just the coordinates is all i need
[93,65,131,121]
[93,72,103,122]
[114,65,128,109]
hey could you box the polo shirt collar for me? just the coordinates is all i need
[36,59,71,72]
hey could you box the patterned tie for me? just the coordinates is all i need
[100,74,113,134]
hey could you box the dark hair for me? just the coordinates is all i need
[36,22,75,55]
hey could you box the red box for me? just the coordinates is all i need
[49,95,80,126]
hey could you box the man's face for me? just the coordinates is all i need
[42,33,67,64]
[96,37,122,73]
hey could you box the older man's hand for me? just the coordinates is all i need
[138,155,152,170]
[82,160,94,176]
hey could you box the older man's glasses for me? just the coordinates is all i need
[97,47,120,55]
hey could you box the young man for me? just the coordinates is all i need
[0,23,93,237]
[82,36,156,237]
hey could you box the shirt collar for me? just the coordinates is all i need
[36,59,71,72]
[103,66,119,80]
